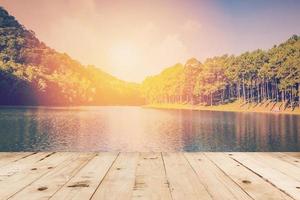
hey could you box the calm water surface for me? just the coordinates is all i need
[0,106,299,151]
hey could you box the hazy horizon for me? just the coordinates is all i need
[1,0,300,82]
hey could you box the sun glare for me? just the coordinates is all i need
[108,42,140,72]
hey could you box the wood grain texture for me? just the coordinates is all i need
[162,152,212,200]
[184,153,252,200]
[131,152,172,200]
[90,152,139,200]
[0,152,35,167]
[0,152,298,200]
[205,152,294,200]
[228,152,300,200]
[271,153,300,168]
[50,152,118,200]
[9,153,95,200]
[0,152,76,199]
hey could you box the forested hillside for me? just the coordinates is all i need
[0,7,143,105]
[1,6,300,109]
[142,35,300,109]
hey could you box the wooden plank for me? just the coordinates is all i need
[206,153,293,200]
[50,152,118,200]
[162,152,212,200]
[229,153,300,200]
[0,152,35,167]
[271,153,300,168]
[10,153,95,200]
[0,152,52,179]
[184,153,252,200]
[91,152,139,200]
[0,152,298,200]
[252,153,300,181]
[284,152,300,159]
[131,152,172,200]
[0,152,77,199]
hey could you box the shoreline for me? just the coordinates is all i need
[0,104,300,115]
[144,102,300,115]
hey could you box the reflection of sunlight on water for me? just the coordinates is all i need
[0,106,299,151]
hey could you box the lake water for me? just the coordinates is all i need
[0,106,299,152]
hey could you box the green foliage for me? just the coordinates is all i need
[142,35,300,107]
[0,7,144,105]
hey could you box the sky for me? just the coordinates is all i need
[1,0,300,82]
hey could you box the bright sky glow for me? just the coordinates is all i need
[1,0,300,82]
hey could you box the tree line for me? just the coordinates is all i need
[142,35,300,109]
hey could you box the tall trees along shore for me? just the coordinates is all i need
[142,35,300,110]
[1,7,300,110]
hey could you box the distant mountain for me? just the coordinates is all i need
[0,7,144,105]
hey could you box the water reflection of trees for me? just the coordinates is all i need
[180,111,300,151]
[0,108,299,151]
[235,113,300,151]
